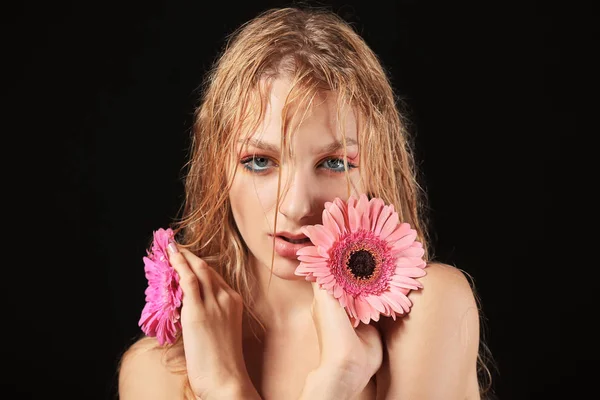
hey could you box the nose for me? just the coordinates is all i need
[277,168,315,222]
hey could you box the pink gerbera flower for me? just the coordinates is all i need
[295,194,427,327]
[138,227,183,345]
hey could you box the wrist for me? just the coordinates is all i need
[298,366,360,400]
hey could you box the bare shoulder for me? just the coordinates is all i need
[415,262,478,309]
[379,261,479,335]
[405,261,480,339]
[375,262,481,399]
[118,336,187,400]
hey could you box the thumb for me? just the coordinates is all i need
[354,322,384,372]
[310,281,354,327]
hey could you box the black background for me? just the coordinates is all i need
[2,0,590,399]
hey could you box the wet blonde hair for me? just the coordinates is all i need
[119,6,495,399]
[177,5,432,328]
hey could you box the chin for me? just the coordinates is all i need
[258,255,305,281]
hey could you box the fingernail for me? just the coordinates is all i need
[167,239,179,254]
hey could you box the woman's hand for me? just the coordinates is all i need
[303,281,383,398]
[167,240,259,400]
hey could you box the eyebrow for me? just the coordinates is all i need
[238,137,358,154]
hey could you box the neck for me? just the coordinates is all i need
[245,255,315,333]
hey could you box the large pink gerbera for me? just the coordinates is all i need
[138,227,183,345]
[295,194,427,327]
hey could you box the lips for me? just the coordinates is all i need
[269,233,312,259]
[279,236,311,244]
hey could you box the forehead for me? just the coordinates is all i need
[238,77,359,147]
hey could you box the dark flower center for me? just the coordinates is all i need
[347,250,376,280]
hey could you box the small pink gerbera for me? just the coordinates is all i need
[295,194,427,327]
[138,227,183,345]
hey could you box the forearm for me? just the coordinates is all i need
[203,378,262,400]
[298,367,361,400]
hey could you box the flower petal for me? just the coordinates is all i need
[395,266,427,278]
[317,274,336,285]
[348,204,361,233]
[317,246,330,258]
[322,278,337,290]
[373,205,392,236]
[361,212,370,231]
[322,209,341,240]
[295,261,330,276]
[395,256,424,268]
[370,310,381,322]
[379,210,399,240]
[355,194,370,230]
[347,195,357,208]
[365,294,387,314]
[345,294,358,319]
[385,222,411,244]
[396,243,425,258]
[380,292,406,315]
[333,283,344,299]
[302,225,335,248]
[296,246,321,257]
[390,275,423,289]
[368,198,385,231]
[297,254,328,263]
[388,290,413,313]
[356,194,369,218]
[328,201,348,235]
[338,291,347,307]
[333,198,350,230]
[390,229,418,252]
[355,297,372,324]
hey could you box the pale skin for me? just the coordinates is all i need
[118,78,481,399]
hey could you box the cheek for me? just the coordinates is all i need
[229,173,279,227]
[315,171,367,204]
[229,175,249,228]
[349,170,366,194]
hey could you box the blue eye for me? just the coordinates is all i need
[240,155,356,174]
[241,156,274,172]
[320,158,356,173]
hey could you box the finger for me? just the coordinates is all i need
[216,287,243,315]
[202,262,229,290]
[355,323,383,365]
[218,281,244,307]
[178,247,215,302]
[167,240,204,309]
[197,262,244,313]
[188,257,242,301]
[311,281,328,301]
[311,281,345,314]
[355,322,380,345]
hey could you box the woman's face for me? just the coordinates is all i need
[228,78,365,280]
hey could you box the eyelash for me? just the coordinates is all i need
[240,155,357,174]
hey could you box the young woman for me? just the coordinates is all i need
[118,6,494,400]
